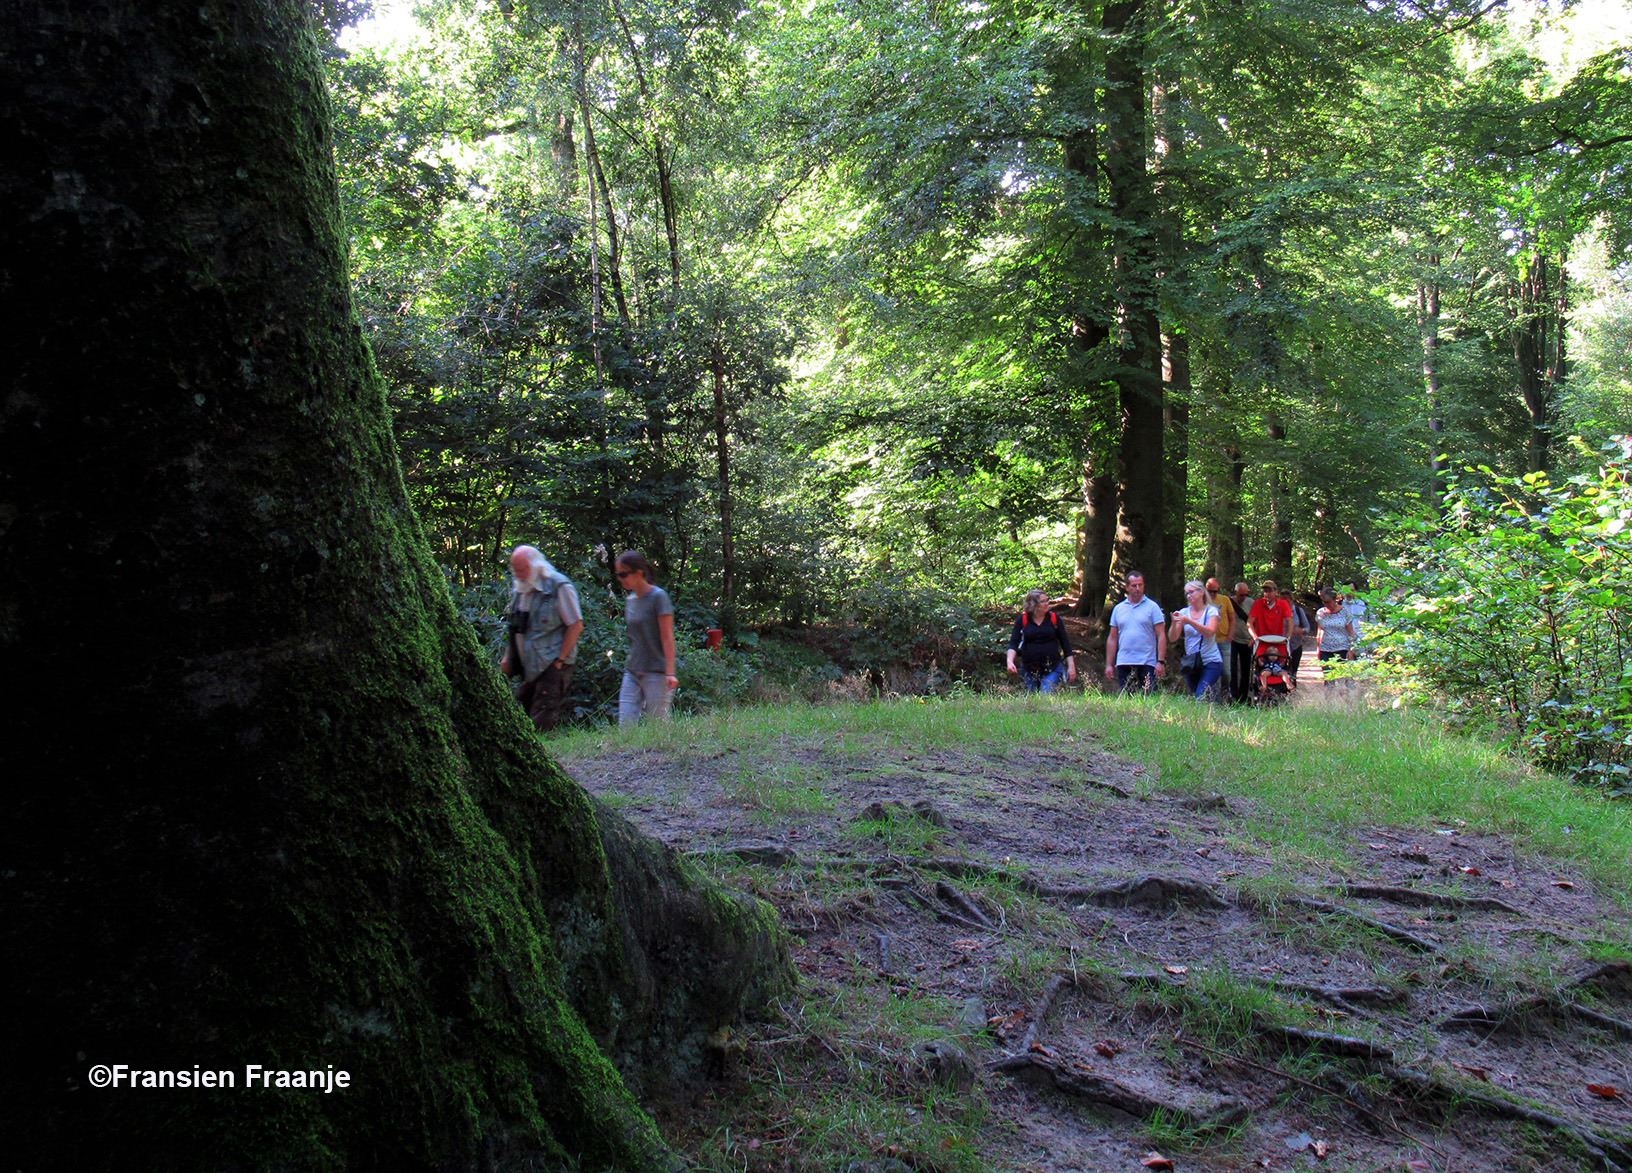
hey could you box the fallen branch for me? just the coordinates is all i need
[1284,895,1441,953]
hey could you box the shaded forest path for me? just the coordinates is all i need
[561,719,1632,1172]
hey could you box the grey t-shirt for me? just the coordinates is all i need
[625,585,674,674]
[1109,596,1166,666]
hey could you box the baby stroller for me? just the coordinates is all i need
[1251,635,1294,706]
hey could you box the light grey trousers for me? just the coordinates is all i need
[618,670,673,726]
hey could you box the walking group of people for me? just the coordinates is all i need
[500,544,678,731]
[1007,574,1368,702]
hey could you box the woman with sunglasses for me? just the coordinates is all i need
[615,550,677,726]
[1168,580,1223,700]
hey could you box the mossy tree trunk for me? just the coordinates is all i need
[0,2,788,1168]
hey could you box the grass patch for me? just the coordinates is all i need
[552,693,1632,900]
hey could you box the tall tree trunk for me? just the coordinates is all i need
[611,0,681,291]
[1,2,788,1165]
[581,105,633,334]
[1266,419,1293,585]
[1077,456,1120,623]
[1512,247,1564,475]
[712,345,736,630]
[1062,93,1118,624]
[1153,72,1188,606]
[1102,0,1166,598]
[1419,250,1447,502]
[1161,328,1191,605]
[1208,441,1245,587]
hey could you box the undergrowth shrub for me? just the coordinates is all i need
[1370,438,1632,791]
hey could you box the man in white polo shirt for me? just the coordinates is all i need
[1103,570,1167,694]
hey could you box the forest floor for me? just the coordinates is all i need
[556,691,1632,1173]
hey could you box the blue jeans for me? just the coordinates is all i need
[1188,660,1223,700]
[1115,664,1156,694]
[1021,662,1067,694]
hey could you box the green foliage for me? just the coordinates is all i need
[1370,439,1632,789]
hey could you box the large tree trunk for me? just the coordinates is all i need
[712,344,737,630]
[1,2,789,1167]
[1420,255,1448,502]
[1102,0,1166,599]
[1266,418,1293,585]
[1208,441,1245,587]
[1161,329,1191,607]
[1512,246,1566,475]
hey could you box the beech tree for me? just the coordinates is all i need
[0,0,788,1167]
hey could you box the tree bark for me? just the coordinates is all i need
[1208,442,1245,587]
[1267,418,1293,585]
[0,2,789,1167]
[1102,0,1166,599]
[1512,248,1563,475]
[1161,329,1191,606]
[1419,251,1447,502]
[713,344,737,629]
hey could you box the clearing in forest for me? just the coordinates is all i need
[557,695,1632,1173]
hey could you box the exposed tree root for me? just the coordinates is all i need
[1574,960,1632,992]
[1440,995,1632,1040]
[866,857,1230,912]
[1283,894,1442,953]
[1335,883,1525,915]
[1264,1023,1394,1062]
[1383,1064,1632,1172]
[991,1052,1247,1132]
[1268,979,1406,1010]
[1016,972,1078,1054]
[1173,1034,1442,1158]
[935,880,996,928]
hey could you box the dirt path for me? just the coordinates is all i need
[561,730,1632,1172]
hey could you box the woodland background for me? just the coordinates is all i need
[325,0,1632,757]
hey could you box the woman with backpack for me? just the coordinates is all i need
[1006,589,1077,693]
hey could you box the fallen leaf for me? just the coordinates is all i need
[1141,1154,1173,1171]
[1164,964,1188,975]
[1028,1042,1057,1057]
[1587,1084,1621,1099]
[1094,1041,1121,1058]
[1407,1161,1434,1172]
[1313,1139,1330,1158]
[1554,879,1576,889]
[1452,1063,1490,1082]
[1194,847,1212,858]
[1368,842,1388,850]
[1459,866,1481,875]
[990,1010,1027,1037]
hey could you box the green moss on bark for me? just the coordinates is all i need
[0,1,789,1168]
